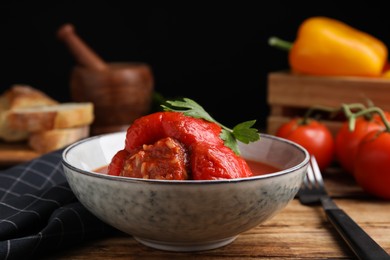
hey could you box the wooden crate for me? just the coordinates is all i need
[267,71,390,136]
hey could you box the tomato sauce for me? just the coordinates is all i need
[246,160,280,176]
[95,160,280,177]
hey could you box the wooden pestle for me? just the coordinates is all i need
[57,23,154,135]
[57,24,107,71]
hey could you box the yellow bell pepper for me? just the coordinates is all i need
[383,70,390,78]
[270,16,388,77]
[383,62,390,78]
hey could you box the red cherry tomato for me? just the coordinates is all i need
[276,118,335,170]
[335,114,388,175]
[354,130,390,199]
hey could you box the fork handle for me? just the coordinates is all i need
[326,209,390,260]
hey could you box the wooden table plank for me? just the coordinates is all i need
[0,142,39,166]
[43,196,390,259]
[35,163,390,259]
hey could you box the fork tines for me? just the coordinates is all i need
[298,156,328,205]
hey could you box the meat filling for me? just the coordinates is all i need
[120,137,190,180]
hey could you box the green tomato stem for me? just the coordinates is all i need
[295,103,384,132]
[340,103,370,128]
[300,105,341,125]
[351,106,390,132]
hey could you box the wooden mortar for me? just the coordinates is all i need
[57,24,154,135]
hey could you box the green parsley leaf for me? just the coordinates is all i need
[162,98,260,155]
[220,129,240,155]
[232,120,260,144]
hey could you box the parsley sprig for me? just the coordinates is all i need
[162,98,260,155]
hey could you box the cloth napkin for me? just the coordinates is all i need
[0,149,117,260]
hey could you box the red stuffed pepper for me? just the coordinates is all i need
[107,111,253,180]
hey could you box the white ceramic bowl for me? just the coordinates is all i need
[62,132,309,252]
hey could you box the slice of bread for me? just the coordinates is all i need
[6,102,94,132]
[0,84,58,111]
[0,85,60,142]
[28,126,90,153]
[0,114,30,142]
[0,85,94,154]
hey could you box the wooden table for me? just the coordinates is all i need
[0,142,39,166]
[43,167,390,260]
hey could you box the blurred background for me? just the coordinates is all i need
[1,1,389,131]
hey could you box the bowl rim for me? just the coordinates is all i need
[62,131,310,185]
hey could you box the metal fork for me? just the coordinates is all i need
[298,156,390,260]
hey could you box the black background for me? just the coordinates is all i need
[1,1,390,130]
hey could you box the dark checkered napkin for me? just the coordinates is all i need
[0,149,116,260]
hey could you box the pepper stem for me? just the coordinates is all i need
[268,36,293,51]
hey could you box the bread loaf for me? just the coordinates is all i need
[28,126,90,153]
[6,102,94,132]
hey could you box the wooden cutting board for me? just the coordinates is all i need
[0,142,40,167]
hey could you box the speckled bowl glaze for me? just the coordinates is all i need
[62,132,309,252]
